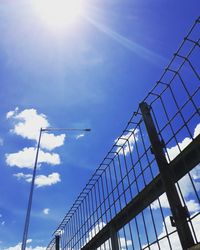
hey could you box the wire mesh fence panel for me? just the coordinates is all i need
[96,239,112,250]
[116,163,200,250]
[46,238,56,250]
[46,16,200,250]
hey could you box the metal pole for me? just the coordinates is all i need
[21,128,43,250]
[140,102,194,249]
[110,225,119,250]
[43,128,91,132]
[55,235,60,250]
[21,127,91,250]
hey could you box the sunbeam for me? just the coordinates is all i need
[85,15,167,66]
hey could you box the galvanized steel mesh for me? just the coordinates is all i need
[46,17,200,250]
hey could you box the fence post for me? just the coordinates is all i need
[110,225,119,250]
[55,234,60,250]
[140,102,194,250]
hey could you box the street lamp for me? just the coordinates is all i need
[21,127,91,250]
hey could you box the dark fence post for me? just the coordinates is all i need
[55,234,60,250]
[140,102,195,250]
[110,225,119,250]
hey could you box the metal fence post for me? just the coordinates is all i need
[110,225,119,250]
[55,235,60,250]
[140,102,195,249]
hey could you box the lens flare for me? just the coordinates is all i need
[33,0,83,30]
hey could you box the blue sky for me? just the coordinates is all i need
[0,0,200,249]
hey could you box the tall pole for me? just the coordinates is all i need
[21,128,43,250]
[21,127,91,250]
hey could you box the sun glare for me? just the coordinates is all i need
[33,0,83,30]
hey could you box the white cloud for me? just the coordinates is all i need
[14,172,32,179]
[76,133,84,139]
[178,165,200,198]
[166,137,192,161]
[85,222,131,250]
[8,108,49,140]
[143,214,200,250]
[155,123,200,214]
[142,216,182,250]
[1,221,5,226]
[166,123,200,162]
[191,164,200,180]
[151,195,200,213]
[40,132,65,151]
[186,200,200,213]
[6,108,64,189]
[96,237,131,250]
[119,237,132,249]
[96,236,132,250]
[151,164,200,213]
[6,147,60,168]
[14,172,61,188]
[115,128,139,155]
[14,173,33,187]
[43,208,50,215]
[6,108,65,151]
[34,172,61,188]
[151,193,169,210]
[86,221,106,242]
[194,123,200,138]
[3,242,45,250]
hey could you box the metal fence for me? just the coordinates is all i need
[46,17,200,250]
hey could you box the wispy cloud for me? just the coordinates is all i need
[6,107,19,119]
[0,213,5,227]
[6,147,60,169]
[14,172,61,188]
[76,133,85,139]
[43,208,50,215]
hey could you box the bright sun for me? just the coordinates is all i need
[33,0,83,30]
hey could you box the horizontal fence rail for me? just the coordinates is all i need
[46,16,200,250]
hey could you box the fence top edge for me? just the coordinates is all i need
[47,15,199,245]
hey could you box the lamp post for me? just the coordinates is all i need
[21,127,91,250]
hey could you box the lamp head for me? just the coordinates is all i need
[85,129,91,132]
